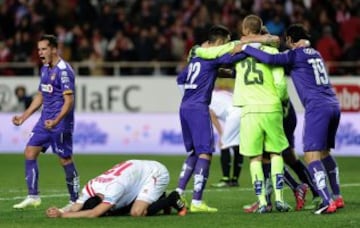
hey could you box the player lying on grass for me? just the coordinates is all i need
[46,160,186,218]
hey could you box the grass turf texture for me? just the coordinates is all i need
[0,154,359,228]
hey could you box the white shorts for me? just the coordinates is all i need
[136,162,170,203]
[221,107,241,149]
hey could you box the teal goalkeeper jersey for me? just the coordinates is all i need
[233,45,287,113]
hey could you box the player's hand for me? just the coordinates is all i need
[201,41,209,48]
[46,207,62,218]
[12,116,24,126]
[44,119,57,129]
[231,43,244,55]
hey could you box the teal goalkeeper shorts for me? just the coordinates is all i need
[240,112,289,157]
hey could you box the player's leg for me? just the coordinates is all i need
[189,108,217,212]
[231,145,243,186]
[283,165,308,211]
[263,112,291,212]
[243,155,272,213]
[176,108,198,196]
[321,151,344,208]
[53,132,80,207]
[283,148,319,199]
[219,109,243,187]
[13,131,49,209]
[138,163,184,216]
[283,104,319,200]
[320,107,343,208]
[282,149,308,211]
[211,147,231,187]
[303,107,337,214]
[146,191,187,216]
[240,113,268,213]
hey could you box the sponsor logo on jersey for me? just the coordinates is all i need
[41,84,53,93]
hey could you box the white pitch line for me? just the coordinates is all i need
[1,183,359,201]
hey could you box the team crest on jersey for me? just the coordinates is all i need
[50,73,56,81]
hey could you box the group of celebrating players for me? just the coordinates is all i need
[11,13,344,218]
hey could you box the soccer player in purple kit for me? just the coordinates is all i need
[239,24,344,214]
[175,25,248,212]
[12,34,80,210]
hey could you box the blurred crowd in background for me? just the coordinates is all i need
[0,0,359,76]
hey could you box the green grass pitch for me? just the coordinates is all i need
[0,154,359,228]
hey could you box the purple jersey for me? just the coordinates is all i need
[35,59,75,133]
[243,46,339,110]
[177,52,246,153]
[177,53,246,107]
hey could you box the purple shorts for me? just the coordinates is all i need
[303,105,340,152]
[27,126,73,158]
[179,105,215,154]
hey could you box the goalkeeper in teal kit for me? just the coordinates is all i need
[195,15,291,213]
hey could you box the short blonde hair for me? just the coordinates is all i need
[243,15,263,34]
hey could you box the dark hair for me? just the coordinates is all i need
[285,24,310,43]
[208,25,231,43]
[39,34,58,48]
[15,85,26,95]
[81,195,102,210]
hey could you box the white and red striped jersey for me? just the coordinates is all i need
[77,160,169,210]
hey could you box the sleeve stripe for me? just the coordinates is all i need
[63,90,73,95]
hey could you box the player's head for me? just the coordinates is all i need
[38,34,58,65]
[81,195,103,210]
[208,25,231,46]
[242,15,263,36]
[285,24,310,47]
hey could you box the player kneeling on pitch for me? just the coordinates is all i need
[46,160,186,218]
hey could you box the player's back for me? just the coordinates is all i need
[87,160,166,208]
[289,47,339,109]
[177,57,221,107]
[233,45,283,113]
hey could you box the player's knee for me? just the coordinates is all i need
[59,156,73,166]
[24,147,41,159]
